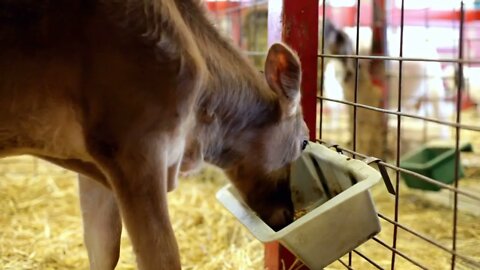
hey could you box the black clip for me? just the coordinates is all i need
[364,156,396,196]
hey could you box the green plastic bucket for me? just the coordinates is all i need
[399,144,472,191]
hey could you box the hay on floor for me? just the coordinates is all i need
[0,158,262,270]
[0,153,479,269]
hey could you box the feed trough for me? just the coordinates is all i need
[216,142,382,269]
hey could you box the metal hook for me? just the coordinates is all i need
[364,156,396,196]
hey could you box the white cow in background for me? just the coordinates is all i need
[387,28,454,122]
[343,26,454,122]
[321,60,345,129]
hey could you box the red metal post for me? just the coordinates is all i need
[282,0,319,140]
[370,0,387,92]
[268,0,318,139]
[265,0,318,269]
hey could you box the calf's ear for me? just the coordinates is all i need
[264,43,302,116]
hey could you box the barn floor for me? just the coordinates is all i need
[0,160,263,270]
[0,109,479,270]
[1,158,479,269]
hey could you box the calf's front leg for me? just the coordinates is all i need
[79,174,122,270]
[88,139,181,270]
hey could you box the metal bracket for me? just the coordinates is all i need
[364,157,396,196]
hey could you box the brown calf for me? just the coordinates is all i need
[0,0,308,269]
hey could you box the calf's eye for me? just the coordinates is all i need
[301,140,308,150]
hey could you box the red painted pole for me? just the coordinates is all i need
[281,0,319,140]
[265,0,318,269]
[370,0,387,90]
[268,0,318,140]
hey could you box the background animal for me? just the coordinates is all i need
[319,21,386,159]
[321,22,455,157]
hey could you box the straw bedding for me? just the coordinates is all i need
[1,156,478,269]
[0,160,262,270]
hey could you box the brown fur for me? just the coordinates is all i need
[0,1,307,269]
[341,62,386,159]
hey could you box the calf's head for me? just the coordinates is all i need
[182,43,308,230]
[231,44,308,231]
[228,44,308,230]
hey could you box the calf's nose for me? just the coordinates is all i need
[266,208,294,231]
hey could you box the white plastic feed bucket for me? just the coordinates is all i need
[216,142,382,269]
